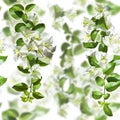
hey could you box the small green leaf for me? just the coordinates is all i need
[16,38,25,46]
[106,1,120,15]
[73,44,84,55]
[84,85,91,95]
[107,73,120,82]
[111,55,120,65]
[83,42,98,48]
[98,43,108,53]
[87,54,100,67]
[0,76,7,86]
[95,76,105,86]
[64,66,75,78]
[3,0,17,5]
[80,98,92,115]
[61,42,70,51]
[0,56,7,65]
[103,104,113,116]
[15,23,26,32]
[26,20,34,29]
[32,23,45,33]
[63,23,71,34]
[92,90,103,99]
[36,58,48,66]
[91,29,99,41]
[32,92,44,99]
[25,4,36,12]
[12,82,28,92]
[17,66,30,74]
[95,0,106,3]
[22,13,28,22]
[12,4,24,11]
[103,93,110,100]
[57,92,69,106]
[87,4,95,15]
[27,54,36,67]
[59,77,66,88]
[9,7,23,19]
[53,5,64,19]
[2,109,19,120]
[81,61,89,68]
[9,4,24,19]
[32,78,41,91]
[3,27,11,36]
[103,62,116,75]
[105,81,120,92]
[95,16,108,30]
[20,112,33,120]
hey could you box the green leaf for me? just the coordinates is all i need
[3,0,17,5]
[64,66,75,78]
[103,93,110,100]
[12,82,28,92]
[61,42,70,51]
[73,44,84,55]
[36,58,48,66]
[17,66,30,74]
[59,77,66,88]
[0,76,7,86]
[81,61,89,68]
[105,81,120,92]
[12,4,24,11]
[106,1,120,15]
[91,29,99,41]
[84,85,91,95]
[9,7,23,19]
[110,102,120,109]
[3,27,11,36]
[103,62,116,75]
[32,23,45,33]
[53,5,64,19]
[15,23,26,32]
[103,104,113,116]
[98,43,108,53]
[9,4,24,19]
[111,55,120,65]
[34,106,49,116]
[95,76,105,86]
[2,109,19,120]
[63,23,71,34]
[71,30,80,43]
[22,13,28,22]
[16,38,25,46]
[32,92,44,99]
[87,54,100,67]
[0,56,7,65]
[25,4,36,12]
[32,78,41,91]
[87,4,95,15]
[92,90,103,99]
[95,114,107,120]
[4,11,10,20]
[95,16,108,30]
[20,112,33,120]
[107,73,120,82]
[83,42,98,48]
[27,54,36,67]
[57,92,69,106]
[26,20,34,29]
[95,0,106,3]
[80,98,92,115]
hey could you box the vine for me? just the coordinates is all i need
[8,3,55,102]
